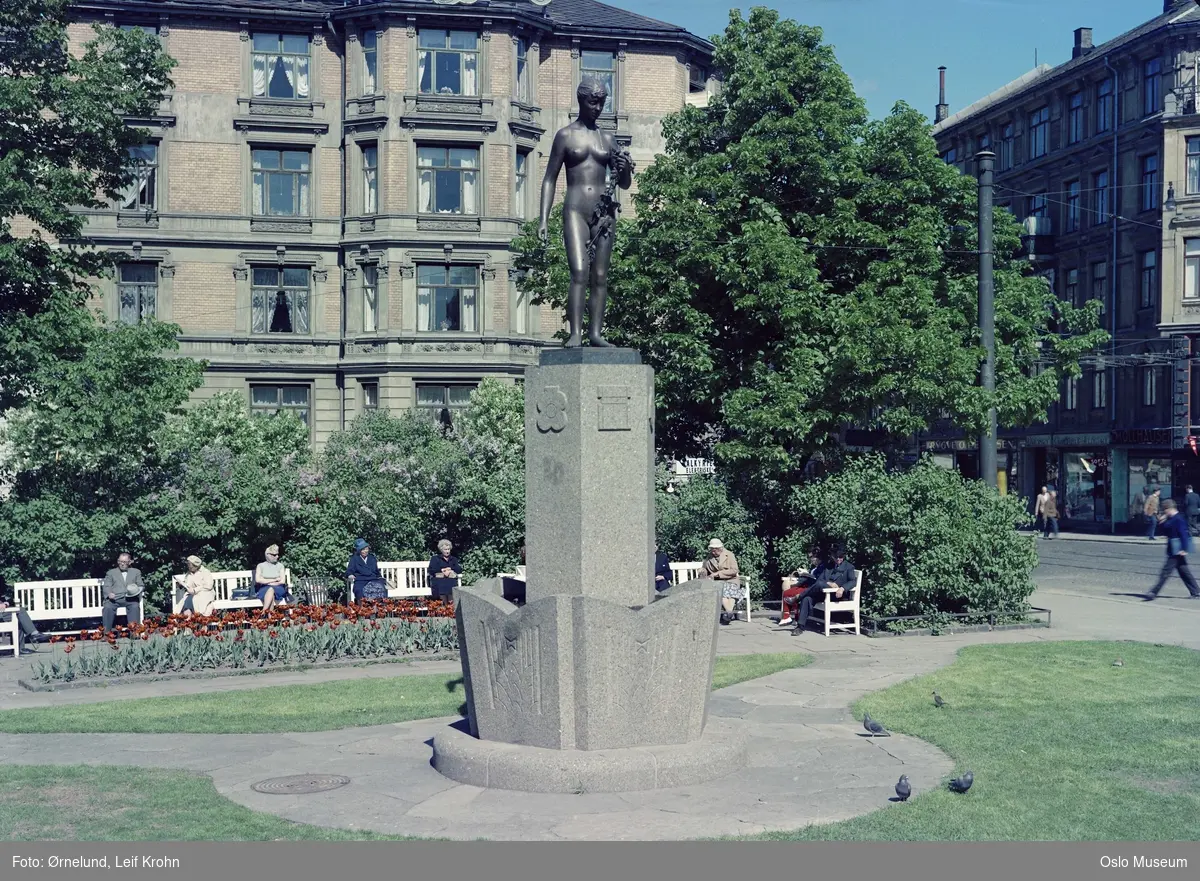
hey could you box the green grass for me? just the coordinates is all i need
[0,765,414,841]
[745,641,1200,841]
[0,651,810,735]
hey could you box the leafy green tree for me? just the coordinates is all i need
[514,7,1105,505]
[0,2,175,408]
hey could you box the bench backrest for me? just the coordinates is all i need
[14,578,143,624]
[170,568,293,613]
[671,562,751,594]
[376,561,461,596]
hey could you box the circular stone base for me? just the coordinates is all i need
[432,718,749,794]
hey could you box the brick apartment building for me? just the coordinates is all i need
[929,0,1200,531]
[62,0,714,446]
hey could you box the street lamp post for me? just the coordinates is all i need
[976,150,998,489]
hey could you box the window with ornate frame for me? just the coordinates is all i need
[252,33,311,100]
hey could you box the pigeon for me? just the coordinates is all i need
[933,691,948,708]
[895,774,911,802]
[1112,658,1124,667]
[863,712,890,737]
[948,770,974,793]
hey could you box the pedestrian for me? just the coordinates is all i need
[1041,488,1059,539]
[654,544,672,592]
[1185,484,1200,535]
[1035,485,1050,534]
[1144,499,1200,601]
[1144,487,1162,540]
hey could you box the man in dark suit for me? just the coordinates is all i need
[102,552,145,631]
[789,545,857,635]
[654,544,672,592]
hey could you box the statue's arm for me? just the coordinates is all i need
[606,133,634,190]
[538,129,568,235]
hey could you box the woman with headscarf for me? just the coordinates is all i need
[428,539,462,599]
[346,538,388,603]
[178,555,216,618]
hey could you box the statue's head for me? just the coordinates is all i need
[577,76,608,118]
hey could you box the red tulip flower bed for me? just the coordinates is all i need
[32,598,458,683]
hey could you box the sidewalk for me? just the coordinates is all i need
[0,585,1197,839]
[1021,530,1163,546]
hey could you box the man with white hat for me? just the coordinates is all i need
[701,538,741,625]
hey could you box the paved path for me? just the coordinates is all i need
[1,583,1197,840]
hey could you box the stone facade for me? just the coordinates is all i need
[67,0,714,447]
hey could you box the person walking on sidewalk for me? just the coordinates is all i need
[1035,486,1050,533]
[1144,487,1162,540]
[1186,484,1200,535]
[1144,499,1200,601]
[1040,488,1059,539]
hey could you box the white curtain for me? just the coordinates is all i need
[253,55,267,96]
[418,51,429,92]
[417,287,432,331]
[419,169,433,213]
[252,171,264,214]
[461,288,477,333]
[298,174,310,216]
[363,54,377,96]
[296,56,310,99]
[462,170,477,215]
[364,284,377,332]
[514,290,527,334]
[463,53,477,96]
[364,171,377,214]
[294,292,311,334]
[251,290,267,334]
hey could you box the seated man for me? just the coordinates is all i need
[778,549,824,627]
[0,594,49,654]
[788,544,857,635]
[102,552,145,632]
[701,538,741,625]
[347,538,388,603]
[254,545,291,611]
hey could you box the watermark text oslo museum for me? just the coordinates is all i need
[1101,855,1188,869]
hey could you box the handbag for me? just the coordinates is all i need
[231,586,254,600]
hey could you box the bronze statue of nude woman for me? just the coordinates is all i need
[537,77,634,347]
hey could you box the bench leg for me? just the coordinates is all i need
[824,604,831,637]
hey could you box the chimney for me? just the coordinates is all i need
[1073,27,1093,59]
[935,66,949,123]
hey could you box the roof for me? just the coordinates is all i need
[932,2,1200,135]
[521,0,689,35]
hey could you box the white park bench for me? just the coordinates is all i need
[350,561,460,600]
[170,568,292,615]
[671,561,752,622]
[1,606,21,656]
[806,570,864,637]
[12,578,144,635]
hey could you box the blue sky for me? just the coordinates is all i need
[626,0,1168,119]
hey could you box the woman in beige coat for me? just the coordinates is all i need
[178,555,216,617]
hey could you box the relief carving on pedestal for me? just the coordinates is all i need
[535,386,568,433]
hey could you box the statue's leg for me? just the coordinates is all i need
[587,221,616,347]
[563,209,592,348]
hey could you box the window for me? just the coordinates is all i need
[1097,79,1113,132]
[689,64,707,93]
[1065,375,1078,410]
[999,122,1014,170]
[1185,239,1200,299]
[1143,368,1158,407]
[1188,138,1200,195]
[362,144,378,215]
[1144,59,1162,116]
[361,29,377,96]
[1092,369,1107,409]
[977,131,991,153]
[1066,268,1080,306]
[515,150,529,220]
[119,24,157,35]
[362,381,379,411]
[418,30,478,96]
[1068,92,1084,144]
[363,264,378,333]
[1028,106,1049,159]
[252,149,310,217]
[417,146,478,215]
[251,267,310,334]
[117,263,156,324]
[416,383,475,426]
[250,385,310,427]
[417,264,478,332]
[1028,193,1048,218]
[1141,154,1160,212]
[120,143,157,211]
[252,33,310,100]
[1065,181,1080,232]
[942,146,958,165]
[1093,170,1110,224]
[1140,250,1158,310]
[515,37,529,102]
[581,50,615,113]
[1091,261,1107,315]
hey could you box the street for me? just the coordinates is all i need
[1033,534,1200,607]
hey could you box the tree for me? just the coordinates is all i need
[0,2,174,409]
[514,7,1106,509]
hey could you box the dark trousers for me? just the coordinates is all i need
[2,608,38,637]
[102,598,143,631]
[1147,515,1159,539]
[1151,555,1200,597]
[1042,517,1059,538]
[784,583,825,629]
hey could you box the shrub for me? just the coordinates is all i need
[776,454,1037,626]
[656,466,767,599]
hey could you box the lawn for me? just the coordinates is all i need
[745,640,1200,841]
[0,651,810,735]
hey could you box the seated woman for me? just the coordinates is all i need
[347,538,389,602]
[428,539,462,599]
[178,555,216,618]
[254,545,290,611]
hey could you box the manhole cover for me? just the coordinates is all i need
[250,774,351,795]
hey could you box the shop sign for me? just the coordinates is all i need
[1021,433,1110,447]
[923,438,1018,452]
[1111,428,1172,446]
